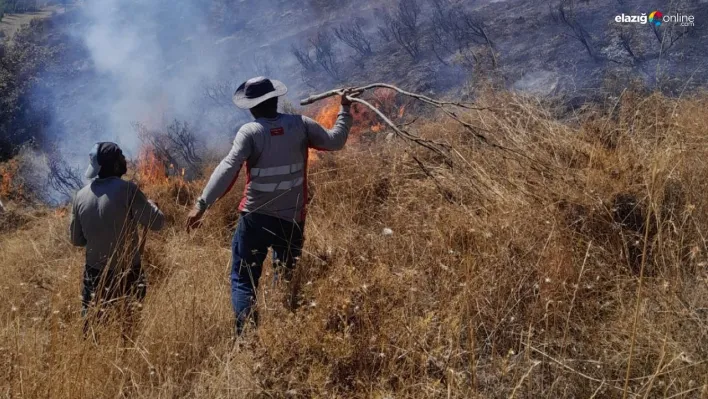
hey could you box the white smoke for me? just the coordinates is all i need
[43,0,298,170]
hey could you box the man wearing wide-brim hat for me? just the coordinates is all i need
[186,77,356,335]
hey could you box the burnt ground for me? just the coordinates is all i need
[4,0,706,167]
[274,0,708,100]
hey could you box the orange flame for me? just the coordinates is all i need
[137,145,166,186]
[135,144,190,189]
[304,89,408,165]
[0,165,13,197]
[309,99,342,165]
[398,105,406,119]
[314,99,340,129]
[0,160,22,199]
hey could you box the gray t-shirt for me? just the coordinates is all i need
[70,177,165,270]
[196,106,353,222]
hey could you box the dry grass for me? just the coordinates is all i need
[1,90,707,398]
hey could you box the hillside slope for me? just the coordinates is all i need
[2,0,707,167]
[1,90,707,398]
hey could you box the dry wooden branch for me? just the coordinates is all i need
[301,83,559,176]
[302,84,495,144]
[347,97,450,161]
[301,83,491,151]
[300,83,489,110]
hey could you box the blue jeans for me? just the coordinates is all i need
[231,212,304,334]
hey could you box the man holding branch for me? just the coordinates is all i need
[187,77,357,334]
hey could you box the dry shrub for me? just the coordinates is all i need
[1,90,707,398]
[0,207,43,233]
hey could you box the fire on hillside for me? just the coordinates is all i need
[135,146,187,188]
[0,160,23,200]
[130,88,408,189]
[308,88,407,165]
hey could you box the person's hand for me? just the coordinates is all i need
[186,208,205,233]
[341,88,362,106]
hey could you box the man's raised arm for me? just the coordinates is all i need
[304,94,354,151]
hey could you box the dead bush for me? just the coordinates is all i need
[379,0,423,60]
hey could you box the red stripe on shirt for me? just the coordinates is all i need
[238,163,250,212]
[301,151,309,221]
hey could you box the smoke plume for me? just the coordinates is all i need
[40,0,300,174]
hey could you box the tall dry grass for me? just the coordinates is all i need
[1,90,707,398]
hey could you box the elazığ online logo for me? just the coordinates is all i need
[648,11,663,26]
[615,10,694,27]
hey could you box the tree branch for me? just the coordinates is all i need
[301,83,557,174]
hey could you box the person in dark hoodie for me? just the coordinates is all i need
[70,142,165,320]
